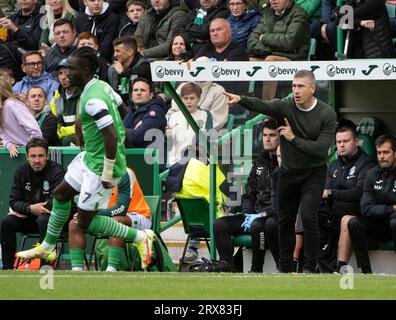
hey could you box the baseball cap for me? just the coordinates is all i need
[55,58,69,70]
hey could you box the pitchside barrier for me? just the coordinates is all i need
[0,147,160,219]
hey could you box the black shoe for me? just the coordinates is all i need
[361,265,372,274]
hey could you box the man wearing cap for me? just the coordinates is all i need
[44,19,77,77]
[50,58,81,146]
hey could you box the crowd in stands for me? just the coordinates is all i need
[0,0,396,272]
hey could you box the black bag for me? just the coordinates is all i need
[187,257,233,272]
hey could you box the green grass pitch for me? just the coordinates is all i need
[1,271,396,299]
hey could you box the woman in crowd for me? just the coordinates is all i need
[0,79,42,157]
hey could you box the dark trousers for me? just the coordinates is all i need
[348,216,396,268]
[277,165,327,273]
[0,214,50,269]
[213,215,279,272]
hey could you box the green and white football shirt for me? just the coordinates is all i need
[79,78,126,178]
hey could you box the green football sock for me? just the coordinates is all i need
[87,215,137,241]
[108,246,124,270]
[70,248,85,269]
[44,199,72,245]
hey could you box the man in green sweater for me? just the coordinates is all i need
[224,70,337,273]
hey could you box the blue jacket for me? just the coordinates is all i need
[228,9,261,54]
[13,72,59,102]
[123,96,167,148]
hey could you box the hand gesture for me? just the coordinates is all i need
[223,92,241,106]
[277,118,295,142]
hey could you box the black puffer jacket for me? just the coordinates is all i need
[9,160,65,217]
[241,151,278,216]
[345,0,394,58]
[361,165,396,220]
[326,148,377,216]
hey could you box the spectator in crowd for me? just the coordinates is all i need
[26,86,59,146]
[123,77,167,148]
[108,36,151,104]
[50,58,81,146]
[0,68,15,87]
[0,138,66,269]
[348,135,396,274]
[166,82,213,166]
[213,117,280,272]
[134,0,189,60]
[13,51,59,103]
[311,0,337,58]
[0,78,42,157]
[0,0,44,51]
[193,18,249,95]
[155,32,192,109]
[75,0,120,61]
[44,19,78,76]
[117,0,146,37]
[340,0,394,58]
[39,0,78,49]
[76,32,110,82]
[175,0,229,51]
[168,32,192,62]
[68,167,151,271]
[224,70,337,273]
[247,0,310,101]
[167,57,229,130]
[322,122,376,273]
[227,0,261,54]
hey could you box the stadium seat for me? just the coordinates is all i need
[232,234,252,248]
[357,133,376,157]
[356,117,385,140]
[175,196,211,272]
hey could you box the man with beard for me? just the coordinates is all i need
[348,135,396,274]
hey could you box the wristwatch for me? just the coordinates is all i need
[26,204,31,214]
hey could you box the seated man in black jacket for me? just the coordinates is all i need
[322,122,376,273]
[0,138,66,269]
[0,0,43,51]
[213,117,280,272]
[347,135,396,274]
